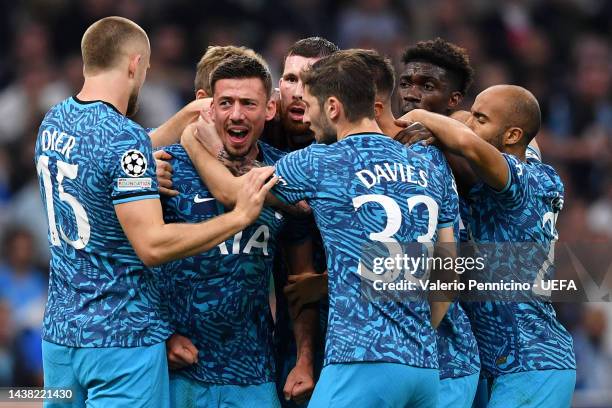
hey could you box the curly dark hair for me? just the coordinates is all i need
[401,38,474,95]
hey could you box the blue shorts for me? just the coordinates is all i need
[471,377,489,408]
[42,340,169,408]
[309,362,439,408]
[487,369,576,408]
[437,373,479,408]
[169,373,280,408]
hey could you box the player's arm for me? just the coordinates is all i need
[399,109,509,191]
[285,238,328,317]
[283,238,317,403]
[429,226,456,329]
[149,98,213,148]
[181,122,313,217]
[180,122,277,208]
[115,167,277,266]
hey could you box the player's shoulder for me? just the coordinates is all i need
[503,152,564,197]
[258,140,287,165]
[529,160,564,197]
[158,143,189,162]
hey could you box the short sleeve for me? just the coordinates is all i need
[438,168,460,230]
[105,123,160,205]
[272,146,319,204]
[488,153,527,210]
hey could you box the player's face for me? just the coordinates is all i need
[127,46,151,117]
[465,88,508,151]
[279,55,320,143]
[302,86,336,144]
[212,77,274,158]
[398,62,453,115]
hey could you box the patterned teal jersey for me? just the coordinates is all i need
[409,143,481,379]
[273,132,459,368]
[34,96,170,348]
[462,150,576,377]
[161,141,287,385]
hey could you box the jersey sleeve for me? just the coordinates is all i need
[438,168,459,230]
[423,146,459,230]
[488,153,528,210]
[105,123,160,205]
[272,146,319,204]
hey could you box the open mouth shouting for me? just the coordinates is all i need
[287,104,306,122]
[226,125,251,146]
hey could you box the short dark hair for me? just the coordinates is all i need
[281,37,339,73]
[401,38,474,95]
[194,46,267,95]
[210,55,273,98]
[352,49,395,101]
[81,16,148,75]
[508,87,541,144]
[301,50,375,122]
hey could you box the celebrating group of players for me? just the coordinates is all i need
[35,15,576,408]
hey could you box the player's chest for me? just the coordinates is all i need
[164,186,286,254]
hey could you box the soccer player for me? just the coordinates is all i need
[396,40,482,408]
[270,36,338,408]
[159,54,294,407]
[151,40,332,406]
[35,17,275,408]
[284,45,482,408]
[399,85,576,408]
[182,50,460,407]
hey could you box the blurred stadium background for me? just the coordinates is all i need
[0,0,610,406]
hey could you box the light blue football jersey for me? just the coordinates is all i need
[161,141,287,385]
[409,143,481,379]
[272,132,459,368]
[35,96,170,348]
[462,149,576,376]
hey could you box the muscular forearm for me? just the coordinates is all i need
[142,211,248,266]
[429,227,456,329]
[183,136,242,207]
[150,108,199,148]
[430,301,451,329]
[409,109,508,191]
[293,306,316,366]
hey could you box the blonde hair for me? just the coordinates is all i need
[194,45,268,95]
[81,16,148,75]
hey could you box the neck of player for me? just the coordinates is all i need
[77,72,132,115]
[337,117,383,141]
[376,105,404,138]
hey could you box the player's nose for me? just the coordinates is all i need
[294,81,304,100]
[403,90,420,103]
[229,103,245,120]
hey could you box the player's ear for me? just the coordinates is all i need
[327,97,340,121]
[374,101,384,120]
[195,89,208,99]
[265,98,276,121]
[505,127,523,146]
[448,91,462,109]
[128,54,141,79]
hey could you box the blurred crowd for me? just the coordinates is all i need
[0,0,610,405]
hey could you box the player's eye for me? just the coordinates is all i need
[424,82,435,91]
[284,75,298,84]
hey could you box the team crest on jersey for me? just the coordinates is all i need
[121,149,147,177]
